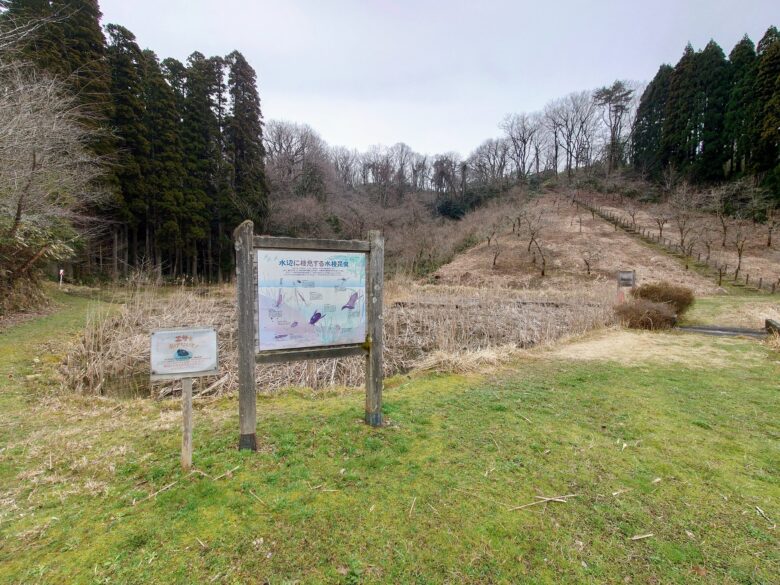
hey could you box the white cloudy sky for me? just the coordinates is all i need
[100,0,777,156]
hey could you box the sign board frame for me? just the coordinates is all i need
[234,221,384,452]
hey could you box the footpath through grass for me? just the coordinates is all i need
[0,294,778,584]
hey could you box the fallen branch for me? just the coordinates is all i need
[213,465,240,481]
[248,490,266,505]
[630,533,654,541]
[756,506,775,527]
[509,494,578,511]
[133,479,179,506]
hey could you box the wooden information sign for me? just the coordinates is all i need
[234,221,384,451]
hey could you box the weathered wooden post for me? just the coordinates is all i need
[235,220,257,451]
[181,378,193,469]
[366,230,384,427]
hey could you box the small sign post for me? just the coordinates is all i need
[616,270,636,303]
[234,221,384,451]
[150,327,219,469]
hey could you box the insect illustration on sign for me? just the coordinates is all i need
[309,310,325,325]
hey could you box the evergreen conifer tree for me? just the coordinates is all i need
[178,52,223,278]
[225,50,268,228]
[753,27,780,192]
[692,40,730,182]
[662,44,699,174]
[140,49,187,275]
[632,64,673,177]
[725,36,757,175]
[106,23,149,264]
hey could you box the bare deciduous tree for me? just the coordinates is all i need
[0,62,109,294]
[731,218,751,279]
[650,204,671,239]
[582,247,601,276]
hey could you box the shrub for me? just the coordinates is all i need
[614,299,676,330]
[632,282,694,315]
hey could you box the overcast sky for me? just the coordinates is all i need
[99,0,777,157]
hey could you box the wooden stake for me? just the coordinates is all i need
[235,220,257,451]
[182,377,193,470]
[365,230,385,427]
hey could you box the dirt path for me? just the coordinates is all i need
[547,327,773,369]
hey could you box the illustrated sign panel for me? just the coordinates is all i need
[257,249,367,351]
[150,327,218,378]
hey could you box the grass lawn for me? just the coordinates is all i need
[681,294,779,329]
[0,294,778,584]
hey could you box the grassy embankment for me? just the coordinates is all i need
[0,291,778,584]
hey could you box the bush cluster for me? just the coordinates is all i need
[614,299,677,330]
[632,282,695,315]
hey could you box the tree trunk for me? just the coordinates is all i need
[112,228,119,281]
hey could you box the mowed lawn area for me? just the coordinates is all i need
[0,293,778,584]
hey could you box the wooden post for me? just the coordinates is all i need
[182,378,193,470]
[235,220,257,451]
[758,277,763,290]
[365,230,384,427]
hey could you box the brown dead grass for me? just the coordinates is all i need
[433,195,720,295]
[61,278,614,397]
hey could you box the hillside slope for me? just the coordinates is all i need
[434,194,720,295]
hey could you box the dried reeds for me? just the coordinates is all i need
[61,280,614,398]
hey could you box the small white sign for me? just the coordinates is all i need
[150,327,218,380]
[617,270,636,288]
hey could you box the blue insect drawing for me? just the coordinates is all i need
[275,289,283,307]
[342,292,358,310]
[290,321,298,328]
[309,310,325,325]
[275,334,288,339]
[175,348,192,361]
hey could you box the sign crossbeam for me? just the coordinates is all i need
[256,343,367,364]
[253,235,370,252]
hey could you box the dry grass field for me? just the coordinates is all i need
[434,194,720,295]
